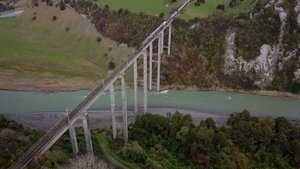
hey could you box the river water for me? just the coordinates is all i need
[0,89,299,120]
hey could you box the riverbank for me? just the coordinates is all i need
[4,107,300,131]
[165,84,300,99]
[4,108,229,130]
[1,79,299,99]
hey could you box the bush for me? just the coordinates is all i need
[96,37,102,43]
[118,8,123,14]
[60,1,66,11]
[119,142,148,163]
[32,16,37,21]
[65,27,70,32]
[108,60,116,70]
[216,4,225,11]
[52,15,57,21]
[159,12,165,18]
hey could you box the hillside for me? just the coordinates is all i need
[0,0,132,91]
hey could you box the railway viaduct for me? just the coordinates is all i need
[10,0,192,168]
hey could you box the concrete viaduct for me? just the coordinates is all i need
[10,0,192,168]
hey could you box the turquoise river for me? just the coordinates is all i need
[0,89,299,120]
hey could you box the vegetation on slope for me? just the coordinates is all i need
[108,111,300,168]
[0,115,42,169]
[0,1,132,90]
[74,0,300,92]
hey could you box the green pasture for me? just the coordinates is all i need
[95,0,182,16]
[0,4,132,81]
[96,0,232,19]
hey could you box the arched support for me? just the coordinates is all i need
[120,74,128,143]
[143,51,148,113]
[109,83,117,139]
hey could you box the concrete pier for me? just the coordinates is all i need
[120,74,128,143]
[157,33,162,92]
[149,43,153,90]
[143,52,148,113]
[133,60,138,113]
[109,84,117,139]
[168,24,172,55]
[82,113,93,155]
[161,29,164,53]
[68,124,79,157]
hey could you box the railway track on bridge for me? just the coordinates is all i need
[9,1,192,168]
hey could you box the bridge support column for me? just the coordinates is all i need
[133,59,138,114]
[157,33,162,92]
[68,123,79,157]
[149,43,153,90]
[168,24,172,55]
[109,84,117,139]
[120,74,128,143]
[143,51,148,113]
[161,29,164,53]
[82,113,93,156]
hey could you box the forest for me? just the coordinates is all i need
[1,110,300,168]
[111,110,300,168]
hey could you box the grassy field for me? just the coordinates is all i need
[95,0,182,16]
[0,2,132,90]
[182,0,230,19]
[95,0,231,19]
[224,0,257,17]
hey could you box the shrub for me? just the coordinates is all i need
[48,1,53,6]
[108,60,116,70]
[65,27,70,32]
[52,15,57,21]
[118,8,123,14]
[60,1,65,10]
[216,4,225,11]
[159,12,165,18]
[119,142,148,163]
[32,16,37,21]
[96,37,102,43]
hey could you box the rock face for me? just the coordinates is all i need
[295,0,300,27]
[224,0,300,88]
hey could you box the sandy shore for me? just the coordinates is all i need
[4,108,229,130]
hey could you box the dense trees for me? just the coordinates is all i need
[112,111,300,168]
[0,115,42,169]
